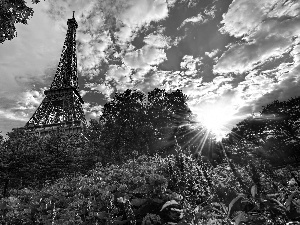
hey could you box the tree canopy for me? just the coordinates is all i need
[0,0,42,44]
[98,88,195,164]
[226,96,300,166]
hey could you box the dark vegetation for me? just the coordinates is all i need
[0,89,300,224]
[0,0,41,44]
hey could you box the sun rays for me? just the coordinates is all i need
[171,105,246,158]
[160,104,245,159]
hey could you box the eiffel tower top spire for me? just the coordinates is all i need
[50,11,79,90]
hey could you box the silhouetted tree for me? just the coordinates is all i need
[0,0,43,44]
[226,96,300,166]
[0,127,95,192]
[147,88,193,156]
[98,88,194,164]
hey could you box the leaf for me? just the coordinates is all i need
[210,202,228,215]
[268,197,285,208]
[234,211,248,225]
[228,194,246,217]
[169,191,183,201]
[160,200,179,211]
[211,206,225,216]
[286,191,300,211]
[293,199,300,208]
[251,185,257,198]
[220,202,228,214]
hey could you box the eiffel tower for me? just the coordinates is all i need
[22,12,86,135]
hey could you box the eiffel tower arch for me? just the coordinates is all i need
[20,12,87,136]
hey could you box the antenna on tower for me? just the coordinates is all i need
[73,11,75,18]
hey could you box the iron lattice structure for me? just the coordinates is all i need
[24,12,86,134]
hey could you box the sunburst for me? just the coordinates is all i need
[192,103,236,141]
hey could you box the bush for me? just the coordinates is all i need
[1,135,300,224]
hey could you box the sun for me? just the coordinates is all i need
[192,104,235,141]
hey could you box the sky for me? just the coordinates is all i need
[0,0,300,139]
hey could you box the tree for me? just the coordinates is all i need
[98,88,194,165]
[226,96,300,166]
[146,88,193,156]
[261,98,300,144]
[0,127,95,193]
[0,0,42,44]
[98,90,149,163]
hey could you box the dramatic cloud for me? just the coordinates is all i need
[211,0,300,118]
[215,0,300,74]
[205,49,219,58]
[0,1,65,94]
[144,33,171,49]
[119,0,168,28]
[85,82,115,100]
[105,65,133,92]
[178,13,207,29]
[180,55,202,76]
[83,103,103,121]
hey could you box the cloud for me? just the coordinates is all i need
[41,0,171,100]
[180,55,202,76]
[178,3,216,30]
[80,90,89,97]
[119,0,168,28]
[124,46,167,69]
[204,4,216,18]
[0,109,28,122]
[234,71,276,102]
[166,0,178,8]
[120,34,170,85]
[214,0,300,115]
[215,0,300,74]
[83,102,103,121]
[85,82,115,100]
[205,49,219,58]
[106,65,134,92]
[214,36,291,74]
[0,1,65,94]
[77,31,112,78]
[44,0,170,78]
[136,70,170,92]
[96,0,169,45]
[20,89,45,109]
[144,33,171,49]
[0,88,46,124]
[178,13,207,29]
[220,0,300,40]
[116,41,168,87]
[45,0,98,22]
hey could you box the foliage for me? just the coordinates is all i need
[1,148,299,225]
[0,153,193,224]
[0,0,43,44]
[98,88,194,165]
[226,96,300,167]
[0,126,99,194]
[99,89,152,164]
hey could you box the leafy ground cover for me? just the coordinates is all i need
[1,149,299,225]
